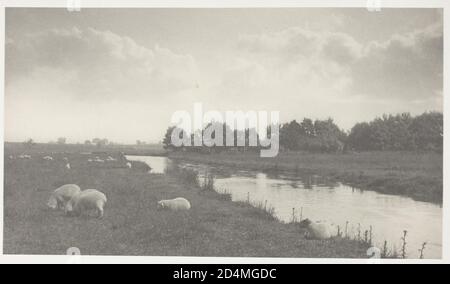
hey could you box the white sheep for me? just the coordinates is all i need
[66,163,71,170]
[43,156,53,161]
[9,155,14,160]
[47,184,82,210]
[157,197,191,211]
[63,157,69,161]
[126,162,132,168]
[65,189,107,218]
[298,219,332,240]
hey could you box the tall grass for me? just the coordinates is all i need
[201,172,215,192]
[165,164,200,188]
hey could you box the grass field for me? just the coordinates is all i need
[169,151,443,204]
[3,144,368,257]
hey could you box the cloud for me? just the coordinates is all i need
[219,28,358,103]
[6,27,199,102]
[225,23,442,105]
[351,23,443,100]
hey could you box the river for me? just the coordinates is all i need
[126,155,442,259]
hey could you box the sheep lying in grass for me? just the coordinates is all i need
[157,197,191,211]
[43,156,53,161]
[19,154,31,159]
[299,219,332,240]
[65,189,107,218]
[47,184,82,210]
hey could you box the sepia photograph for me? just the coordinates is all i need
[1,1,447,264]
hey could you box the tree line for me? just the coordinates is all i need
[163,112,443,153]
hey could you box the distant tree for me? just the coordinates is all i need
[57,137,67,145]
[92,138,108,148]
[409,112,443,152]
[279,118,346,153]
[163,126,177,150]
[84,140,92,145]
[347,122,373,151]
[346,112,442,152]
[314,119,347,153]
[136,140,141,145]
[23,138,35,148]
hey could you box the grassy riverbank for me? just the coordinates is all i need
[3,146,368,258]
[169,151,443,204]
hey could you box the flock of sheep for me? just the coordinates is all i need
[10,153,192,219]
[10,154,72,169]
[47,184,108,218]
[47,183,192,219]
[10,152,329,240]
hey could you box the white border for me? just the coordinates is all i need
[0,0,448,264]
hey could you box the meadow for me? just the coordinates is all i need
[3,143,368,257]
[169,150,443,204]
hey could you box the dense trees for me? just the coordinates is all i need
[163,112,443,154]
[279,118,346,152]
[346,112,443,152]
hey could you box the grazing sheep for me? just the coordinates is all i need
[106,156,117,161]
[65,189,107,218]
[19,154,31,159]
[47,184,82,210]
[126,162,132,168]
[43,156,53,161]
[63,157,69,161]
[88,159,93,162]
[298,219,332,240]
[66,163,71,170]
[157,197,191,211]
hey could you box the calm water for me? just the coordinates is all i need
[126,155,442,259]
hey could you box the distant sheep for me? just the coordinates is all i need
[63,157,69,161]
[47,184,82,210]
[299,219,332,240]
[126,162,132,168]
[43,156,53,161]
[65,189,107,218]
[9,155,14,160]
[157,197,191,211]
[66,163,71,170]
[106,156,117,161]
[19,154,31,159]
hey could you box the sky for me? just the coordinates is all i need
[5,8,443,144]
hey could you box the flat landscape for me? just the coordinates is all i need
[3,143,368,257]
